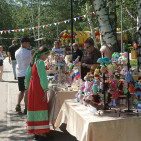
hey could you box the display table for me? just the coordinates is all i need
[48,87,77,126]
[54,99,141,141]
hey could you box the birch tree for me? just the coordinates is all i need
[90,0,119,52]
[137,0,141,71]
[86,2,98,49]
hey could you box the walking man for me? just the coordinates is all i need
[8,40,19,80]
[15,37,31,114]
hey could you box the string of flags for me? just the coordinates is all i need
[0,12,95,35]
[122,0,137,21]
[116,26,137,34]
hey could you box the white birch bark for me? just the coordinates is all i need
[86,2,98,49]
[137,0,141,70]
[91,0,118,52]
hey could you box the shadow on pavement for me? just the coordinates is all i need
[3,71,12,73]
[48,129,78,141]
[1,80,18,83]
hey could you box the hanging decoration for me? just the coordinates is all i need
[0,12,95,35]
[122,0,137,21]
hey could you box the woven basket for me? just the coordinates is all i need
[131,49,137,59]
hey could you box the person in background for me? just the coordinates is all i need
[15,37,31,114]
[100,44,112,59]
[0,46,4,81]
[72,43,83,61]
[8,40,19,80]
[52,41,65,55]
[25,46,51,141]
[81,37,101,80]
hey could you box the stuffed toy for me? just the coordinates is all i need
[135,91,141,101]
[100,65,106,73]
[75,86,85,103]
[128,83,136,93]
[120,66,128,76]
[125,71,133,83]
[107,64,115,76]
[134,82,141,91]
[118,52,128,64]
[94,69,100,80]
[111,52,120,62]
[97,57,111,66]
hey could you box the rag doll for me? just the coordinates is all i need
[108,79,119,106]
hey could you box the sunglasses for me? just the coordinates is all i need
[84,45,91,50]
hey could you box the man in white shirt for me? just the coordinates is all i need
[15,37,31,114]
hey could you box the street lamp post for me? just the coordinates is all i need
[121,0,123,53]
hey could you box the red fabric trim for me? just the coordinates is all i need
[27,121,49,126]
[27,128,50,134]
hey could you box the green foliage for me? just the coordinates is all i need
[0,0,139,50]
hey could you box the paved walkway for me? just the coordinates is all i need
[0,58,77,141]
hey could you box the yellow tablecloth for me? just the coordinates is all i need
[54,99,141,141]
[48,88,77,125]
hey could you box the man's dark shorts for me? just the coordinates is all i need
[18,77,25,91]
[0,60,3,66]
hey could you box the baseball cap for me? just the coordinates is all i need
[21,37,30,43]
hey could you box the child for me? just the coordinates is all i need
[0,46,4,81]
[25,46,51,141]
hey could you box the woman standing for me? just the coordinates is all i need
[25,46,50,141]
[0,46,4,81]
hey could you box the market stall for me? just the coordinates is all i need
[48,86,77,127]
[54,99,141,141]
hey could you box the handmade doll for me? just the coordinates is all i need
[83,93,93,106]
[118,80,127,105]
[108,79,119,106]
[118,52,128,64]
[120,66,128,76]
[75,85,85,103]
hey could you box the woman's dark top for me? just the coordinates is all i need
[72,49,83,61]
[81,48,101,80]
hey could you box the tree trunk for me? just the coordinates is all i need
[106,0,117,45]
[90,0,119,53]
[86,2,98,49]
[137,0,141,71]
